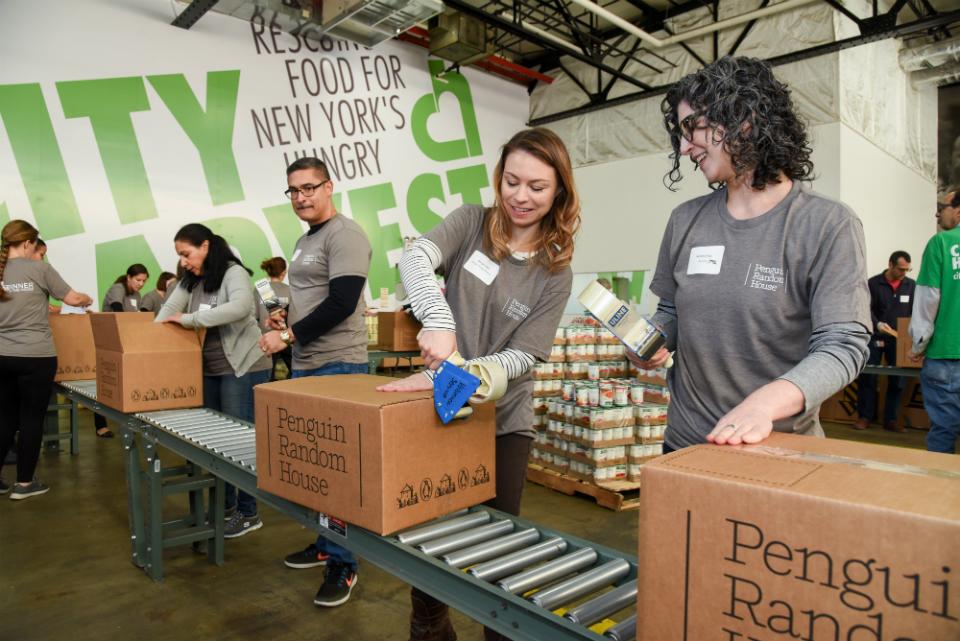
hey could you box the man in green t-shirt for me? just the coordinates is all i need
[909,187,960,453]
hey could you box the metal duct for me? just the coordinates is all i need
[900,35,960,71]
[910,61,960,87]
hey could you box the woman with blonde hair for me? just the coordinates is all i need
[379,127,580,641]
[0,220,92,499]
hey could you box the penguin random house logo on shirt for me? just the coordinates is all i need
[502,297,531,322]
[745,263,785,292]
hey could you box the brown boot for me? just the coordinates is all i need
[852,418,870,430]
[409,587,457,641]
[883,420,906,433]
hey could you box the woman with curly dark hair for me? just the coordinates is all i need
[632,56,872,450]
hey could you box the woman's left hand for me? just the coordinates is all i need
[376,372,434,392]
[259,330,287,355]
[707,400,774,445]
[161,312,184,324]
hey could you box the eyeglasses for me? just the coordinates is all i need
[937,202,953,213]
[678,112,710,142]
[284,180,329,199]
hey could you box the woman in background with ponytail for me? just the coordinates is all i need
[102,264,149,312]
[0,220,93,500]
[157,223,272,538]
[259,256,291,380]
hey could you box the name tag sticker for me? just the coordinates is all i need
[198,304,212,311]
[291,248,302,262]
[464,250,499,286]
[900,295,910,303]
[687,246,725,275]
[129,298,138,308]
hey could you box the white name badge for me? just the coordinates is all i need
[464,250,499,285]
[129,298,138,308]
[900,295,910,303]
[687,246,725,275]
[291,248,302,262]
[198,304,212,311]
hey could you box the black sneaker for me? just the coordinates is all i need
[313,564,358,607]
[223,503,238,520]
[224,512,262,538]
[9,479,49,500]
[0,478,9,495]
[284,544,330,569]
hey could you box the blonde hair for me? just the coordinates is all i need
[0,220,39,302]
[485,128,580,272]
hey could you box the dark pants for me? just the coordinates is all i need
[856,338,905,424]
[204,368,271,516]
[0,355,57,483]
[413,433,534,641]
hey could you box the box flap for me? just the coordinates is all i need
[90,312,200,352]
[259,374,431,407]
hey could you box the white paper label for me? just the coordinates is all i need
[291,248,302,262]
[900,295,910,303]
[198,303,212,311]
[129,298,138,308]
[687,246,725,275]
[463,250,499,285]
[59,304,87,315]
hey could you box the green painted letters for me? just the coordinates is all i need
[347,183,402,296]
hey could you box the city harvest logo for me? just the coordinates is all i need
[745,263,785,292]
[0,281,35,293]
[609,305,630,327]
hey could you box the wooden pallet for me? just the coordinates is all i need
[526,463,641,511]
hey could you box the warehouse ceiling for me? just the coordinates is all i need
[173,0,960,123]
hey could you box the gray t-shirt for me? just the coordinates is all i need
[186,288,235,377]
[139,289,165,313]
[650,181,870,449]
[426,205,573,437]
[288,214,371,369]
[0,258,72,357]
[102,282,141,312]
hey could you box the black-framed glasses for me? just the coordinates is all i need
[678,112,709,142]
[937,201,952,213]
[284,180,329,199]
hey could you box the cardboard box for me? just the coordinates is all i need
[377,311,421,351]
[90,312,203,413]
[637,433,960,641]
[255,374,496,535]
[49,313,97,381]
[820,378,929,429]
[896,317,921,368]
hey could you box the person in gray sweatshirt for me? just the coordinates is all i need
[157,223,271,538]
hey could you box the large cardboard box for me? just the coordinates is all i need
[255,374,496,535]
[637,433,960,641]
[49,313,97,382]
[377,311,422,351]
[819,378,929,429]
[90,312,203,413]
[896,317,921,368]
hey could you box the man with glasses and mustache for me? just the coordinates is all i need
[854,250,915,433]
[259,156,371,608]
[909,187,960,453]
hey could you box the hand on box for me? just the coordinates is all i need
[877,321,898,338]
[418,329,457,370]
[626,346,671,369]
[707,403,774,446]
[259,330,288,355]
[376,371,433,392]
[161,312,184,325]
[907,349,924,364]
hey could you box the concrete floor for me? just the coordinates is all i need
[0,410,929,641]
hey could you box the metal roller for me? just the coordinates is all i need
[396,511,491,546]
[175,425,247,438]
[214,443,258,456]
[159,414,225,426]
[417,520,514,557]
[200,432,254,446]
[604,614,636,641]
[497,547,597,595]
[468,537,568,582]
[442,528,540,568]
[564,580,637,626]
[529,559,631,610]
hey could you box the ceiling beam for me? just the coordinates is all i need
[171,0,220,29]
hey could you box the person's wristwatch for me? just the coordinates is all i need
[279,330,293,345]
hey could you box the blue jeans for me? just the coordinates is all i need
[920,358,960,454]
[293,361,368,570]
[856,338,905,423]
[204,368,271,516]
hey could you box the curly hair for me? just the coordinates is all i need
[661,56,813,191]
[486,128,580,272]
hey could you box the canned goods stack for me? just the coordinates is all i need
[530,316,671,487]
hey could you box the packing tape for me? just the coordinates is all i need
[742,444,960,480]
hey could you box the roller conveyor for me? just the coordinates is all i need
[54,380,639,641]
